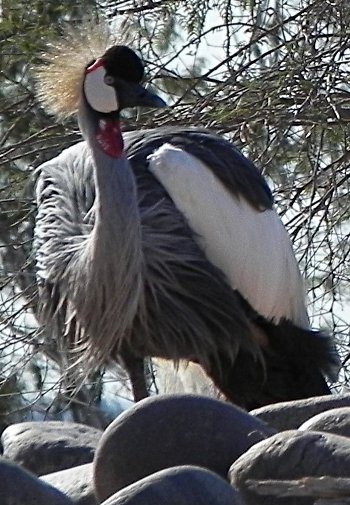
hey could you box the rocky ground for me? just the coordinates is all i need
[2,392,350,504]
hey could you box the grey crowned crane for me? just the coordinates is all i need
[34,24,339,410]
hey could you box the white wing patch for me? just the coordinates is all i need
[148,144,309,327]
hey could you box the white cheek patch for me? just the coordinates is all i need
[84,65,119,113]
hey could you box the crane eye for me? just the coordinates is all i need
[104,75,115,86]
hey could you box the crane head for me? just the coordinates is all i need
[35,21,165,119]
[84,45,166,114]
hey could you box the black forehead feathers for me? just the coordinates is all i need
[101,45,144,83]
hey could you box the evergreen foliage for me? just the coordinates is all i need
[0,0,349,424]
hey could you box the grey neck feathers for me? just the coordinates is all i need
[70,103,144,370]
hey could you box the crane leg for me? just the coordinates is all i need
[121,349,149,402]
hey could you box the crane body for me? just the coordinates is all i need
[33,26,339,409]
[35,127,339,409]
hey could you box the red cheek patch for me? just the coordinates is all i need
[86,58,104,74]
[96,120,124,158]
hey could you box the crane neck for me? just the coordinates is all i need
[77,103,140,233]
[71,102,144,363]
[77,102,141,250]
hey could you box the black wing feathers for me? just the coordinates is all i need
[124,127,273,211]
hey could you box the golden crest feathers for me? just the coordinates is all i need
[35,20,129,119]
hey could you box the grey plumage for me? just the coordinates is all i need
[35,127,339,408]
[35,136,256,384]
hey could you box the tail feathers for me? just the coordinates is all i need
[265,320,340,383]
[207,320,340,411]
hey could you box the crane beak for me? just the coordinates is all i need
[117,81,167,110]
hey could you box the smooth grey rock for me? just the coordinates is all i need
[94,394,275,502]
[41,463,97,505]
[299,407,350,437]
[250,393,350,430]
[0,456,73,504]
[101,465,242,505]
[229,429,350,505]
[1,421,102,475]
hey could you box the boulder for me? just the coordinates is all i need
[250,393,350,430]
[41,462,97,505]
[93,394,274,502]
[1,421,102,475]
[229,429,350,505]
[299,407,350,437]
[100,465,242,505]
[0,456,73,504]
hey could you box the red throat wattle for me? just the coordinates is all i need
[96,120,124,158]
